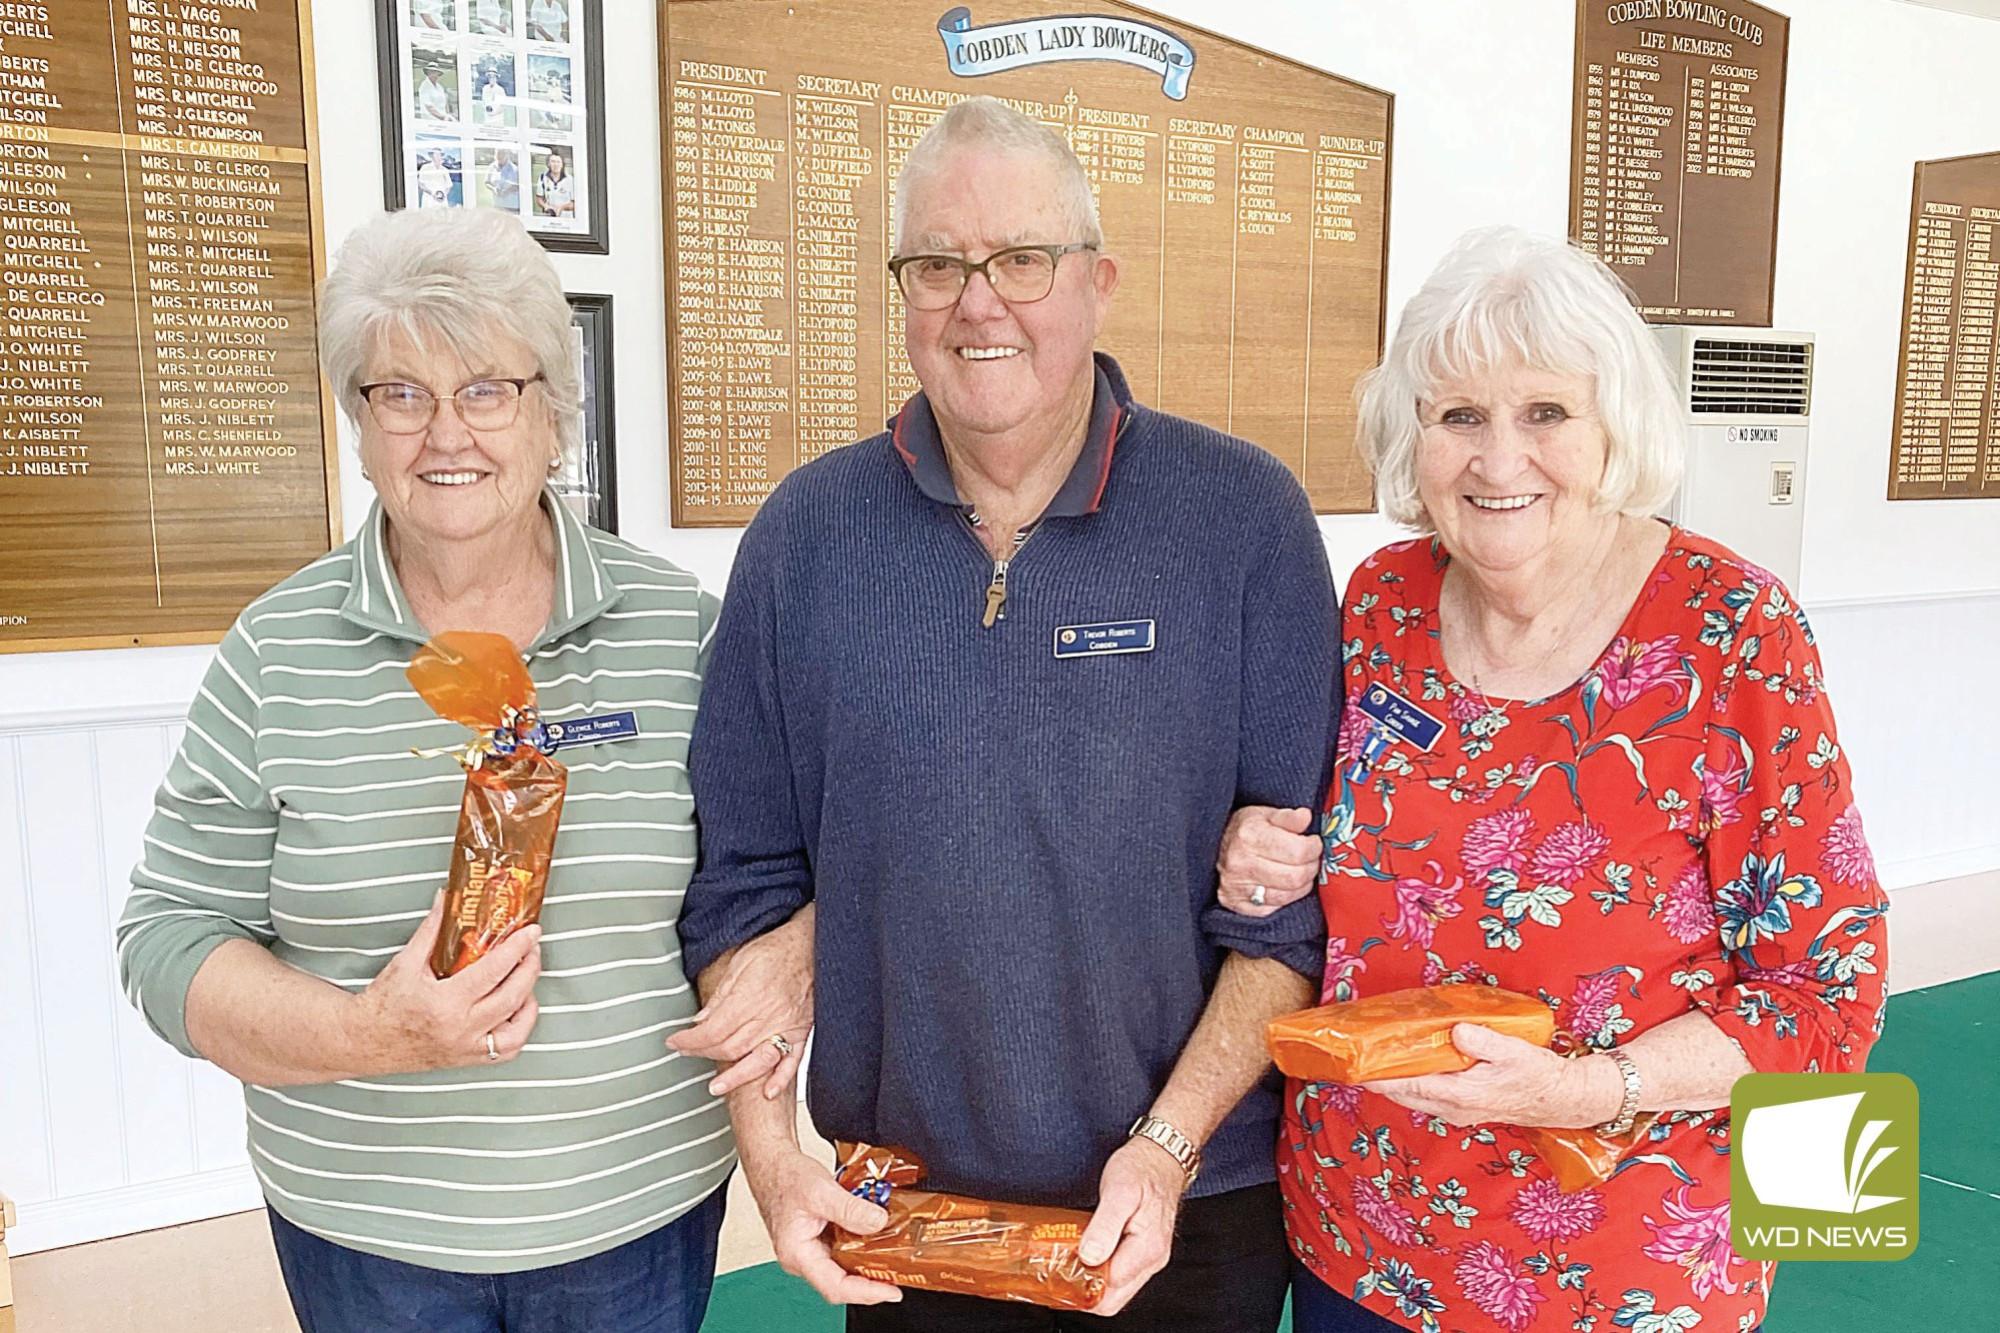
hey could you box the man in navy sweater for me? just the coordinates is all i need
[675,97,1339,1331]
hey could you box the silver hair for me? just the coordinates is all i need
[890,96,1103,253]
[1356,225,1685,530]
[318,207,582,459]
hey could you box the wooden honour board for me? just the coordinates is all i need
[1889,152,2000,501]
[1568,0,1788,326]
[660,0,1392,526]
[0,0,337,655]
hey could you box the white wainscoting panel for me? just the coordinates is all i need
[0,709,260,1256]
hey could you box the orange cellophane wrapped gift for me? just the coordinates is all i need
[1265,985,1557,1084]
[407,632,566,979]
[829,1143,1107,1311]
[1520,1118,1659,1193]
[1267,986,1652,1191]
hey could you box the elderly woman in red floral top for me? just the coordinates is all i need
[1218,226,1889,1333]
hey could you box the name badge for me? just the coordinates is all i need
[544,710,639,752]
[1354,684,1443,751]
[1053,619,1156,658]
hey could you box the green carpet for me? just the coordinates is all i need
[703,972,1998,1331]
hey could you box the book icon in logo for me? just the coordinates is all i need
[1741,1090,1901,1214]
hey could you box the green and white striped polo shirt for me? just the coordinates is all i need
[116,492,734,1272]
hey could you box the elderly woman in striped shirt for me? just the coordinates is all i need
[117,208,742,1333]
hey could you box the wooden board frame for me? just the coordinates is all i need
[0,0,342,655]
[1567,0,1788,327]
[379,0,611,254]
[1886,149,2000,502]
[658,0,1393,527]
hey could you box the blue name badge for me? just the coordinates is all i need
[1355,684,1444,752]
[1053,619,1156,658]
[544,710,639,753]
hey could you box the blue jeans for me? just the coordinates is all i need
[267,1186,726,1333]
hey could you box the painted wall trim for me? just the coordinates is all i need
[6,1165,263,1257]
[0,703,189,737]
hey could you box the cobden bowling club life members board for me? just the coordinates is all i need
[660,0,1393,527]
[1889,152,2000,501]
[0,1,336,654]
[1569,0,1788,325]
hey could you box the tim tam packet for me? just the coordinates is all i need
[830,1143,1106,1311]
[406,632,567,978]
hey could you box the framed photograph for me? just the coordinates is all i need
[378,0,608,254]
[558,293,618,532]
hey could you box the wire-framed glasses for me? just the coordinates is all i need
[357,374,546,435]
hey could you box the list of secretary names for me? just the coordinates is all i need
[669,59,1380,512]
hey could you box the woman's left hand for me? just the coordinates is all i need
[1363,1024,1618,1130]
[667,905,814,1098]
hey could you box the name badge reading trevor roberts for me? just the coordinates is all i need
[544,710,639,752]
[1354,684,1443,751]
[1053,619,1156,658]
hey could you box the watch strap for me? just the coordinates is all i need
[1597,1047,1643,1136]
[1128,1114,1201,1189]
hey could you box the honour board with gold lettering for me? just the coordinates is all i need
[1889,152,2000,500]
[660,0,1392,526]
[1569,0,1788,326]
[0,0,336,655]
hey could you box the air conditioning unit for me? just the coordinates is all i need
[1652,327,1814,591]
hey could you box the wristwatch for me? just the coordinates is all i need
[1597,1048,1644,1136]
[1128,1115,1201,1190]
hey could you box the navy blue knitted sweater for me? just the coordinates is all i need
[681,357,1339,1206]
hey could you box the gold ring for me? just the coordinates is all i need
[766,1032,795,1059]
[485,1033,500,1061]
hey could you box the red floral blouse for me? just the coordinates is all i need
[1278,530,1890,1333]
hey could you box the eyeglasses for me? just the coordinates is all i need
[887,242,1098,311]
[357,374,545,435]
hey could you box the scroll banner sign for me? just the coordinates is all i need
[935,6,1197,98]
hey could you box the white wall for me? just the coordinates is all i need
[4,0,1998,1253]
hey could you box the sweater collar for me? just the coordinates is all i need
[889,352,1134,519]
[340,487,620,647]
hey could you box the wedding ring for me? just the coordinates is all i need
[1250,885,1268,907]
[766,1032,795,1059]
[485,1032,500,1062]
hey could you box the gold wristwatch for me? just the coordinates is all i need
[1128,1115,1201,1190]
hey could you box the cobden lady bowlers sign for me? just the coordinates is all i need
[935,7,1197,99]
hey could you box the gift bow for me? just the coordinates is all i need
[413,705,550,770]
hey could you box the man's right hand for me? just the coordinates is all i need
[748,1148,903,1307]
[349,891,543,1074]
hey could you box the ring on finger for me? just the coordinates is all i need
[485,1032,500,1062]
[1250,884,1268,907]
[766,1032,795,1059]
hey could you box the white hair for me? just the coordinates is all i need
[1357,226,1684,530]
[318,207,582,459]
[891,96,1103,253]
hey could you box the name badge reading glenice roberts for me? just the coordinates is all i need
[544,711,639,752]
[1053,619,1156,659]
